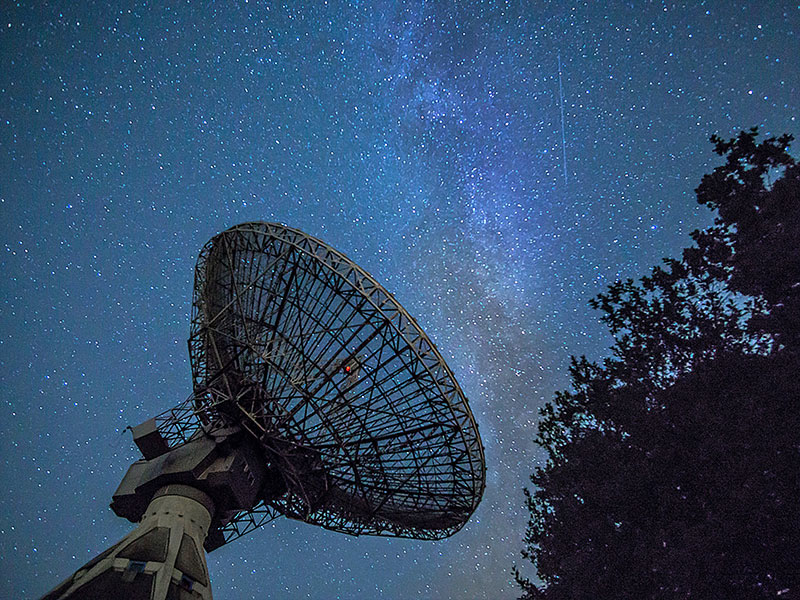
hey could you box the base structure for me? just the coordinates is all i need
[40,419,278,599]
[41,485,214,600]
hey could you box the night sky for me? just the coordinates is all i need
[1,2,798,599]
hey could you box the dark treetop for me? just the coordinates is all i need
[516,130,800,599]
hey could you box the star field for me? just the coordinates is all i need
[1,2,798,599]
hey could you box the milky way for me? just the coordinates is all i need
[1,2,798,599]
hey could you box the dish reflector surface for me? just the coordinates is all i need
[188,222,485,538]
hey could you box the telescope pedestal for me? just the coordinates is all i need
[41,485,214,600]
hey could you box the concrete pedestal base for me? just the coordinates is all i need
[40,485,214,600]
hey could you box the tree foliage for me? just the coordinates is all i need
[516,130,800,599]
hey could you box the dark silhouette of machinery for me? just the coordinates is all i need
[41,222,485,600]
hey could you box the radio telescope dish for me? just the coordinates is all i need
[41,222,485,600]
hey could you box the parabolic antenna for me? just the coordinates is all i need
[41,222,485,600]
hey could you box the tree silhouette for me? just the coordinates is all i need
[516,130,799,599]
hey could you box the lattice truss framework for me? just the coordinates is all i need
[157,222,485,545]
